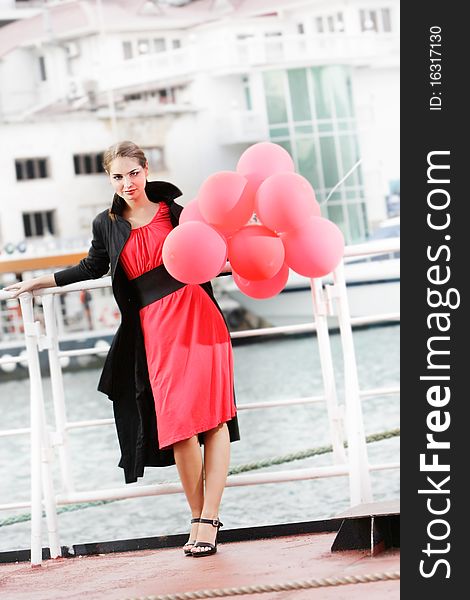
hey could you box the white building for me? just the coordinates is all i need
[0,0,399,255]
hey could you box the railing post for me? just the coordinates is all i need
[19,293,45,566]
[331,261,373,505]
[19,293,61,566]
[41,293,75,494]
[310,278,347,464]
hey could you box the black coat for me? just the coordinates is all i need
[54,181,240,483]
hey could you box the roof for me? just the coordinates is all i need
[0,0,313,58]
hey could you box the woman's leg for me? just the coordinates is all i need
[192,422,230,553]
[173,435,204,548]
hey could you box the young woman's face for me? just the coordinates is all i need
[108,156,148,203]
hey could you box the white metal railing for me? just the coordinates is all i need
[0,238,400,566]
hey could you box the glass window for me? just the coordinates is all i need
[327,15,334,32]
[360,9,378,32]
[296,139,320,188]
[287,69,311,122]
[15,161,23,180]
[336,12,345,32]
[26,160,35,179]
[154,38,166,52]
[347,203,366,243]
[294,124,313,134]
[38,56,47,81]
[319,136,339,188]
[263,70,288,125]
[242,75,252,110]
[276,140,293,159]
[38,159,48,178]
[15,158,49,181]
[327,204,346,235]
[22,211,56,237]
[339,134,359,174]
[73,153,105,175]
[330,67,352,118]
[138,39,150,54]
[123,41,133,60]
[315,17,324,33]
[311,68,331,120]
[172,39,181,49]
[23,214,32,237]
[269,126,290,137]
[297,23,305,34]
[381,8,392,32]
[34,213,43,235]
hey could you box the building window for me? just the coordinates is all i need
[262,66,368,243]
[123,87,178,105]
[73,153,105,175]
[314,12,344,33]
[297,23,305,34]
[242,75,252,110]
[137,39,150,55]
[123,41,133,60]
[143,147,165,172]
[15,158,49,181]
[360,8,392,32]
[38,56,47,81]
[172,39,181,49]
[23,211,56,238]
[154,38,166,52]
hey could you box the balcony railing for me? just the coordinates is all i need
[99,33,399,93]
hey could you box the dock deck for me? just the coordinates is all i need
[0,528,399,600]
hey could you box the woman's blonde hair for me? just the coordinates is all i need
[103,141,148,219]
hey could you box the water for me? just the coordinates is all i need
[0,326,399,553]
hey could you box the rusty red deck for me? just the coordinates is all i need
[0,531,399,600]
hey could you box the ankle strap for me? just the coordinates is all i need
[199,517,223,527]
[191,517,201,523]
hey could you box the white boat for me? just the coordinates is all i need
[219,217,400,327]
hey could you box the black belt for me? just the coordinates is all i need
[130,264,187,309]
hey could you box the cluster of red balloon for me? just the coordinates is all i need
[162,142,345,298]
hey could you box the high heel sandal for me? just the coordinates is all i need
[190,517,223,557]
[183,517,201,556]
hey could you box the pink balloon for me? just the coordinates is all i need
[281,217,345,278]
[236,142,295,200]
[198,171,252,235]
[179,199,207,225]
[233,262,290,299]
[162,221,227,284]
[255,172,321,233]
[228,224,285,281]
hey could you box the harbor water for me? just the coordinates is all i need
[0,325,399,554]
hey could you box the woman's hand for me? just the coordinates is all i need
[2,274,57,298]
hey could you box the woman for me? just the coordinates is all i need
[3,141,241,558]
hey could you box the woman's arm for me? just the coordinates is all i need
[2,274,57,298]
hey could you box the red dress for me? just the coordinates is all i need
[119,202,237,450]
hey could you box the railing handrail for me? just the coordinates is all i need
[0,238,400,302]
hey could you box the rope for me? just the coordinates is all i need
[0,428,399,528]
[123,571,400,600]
